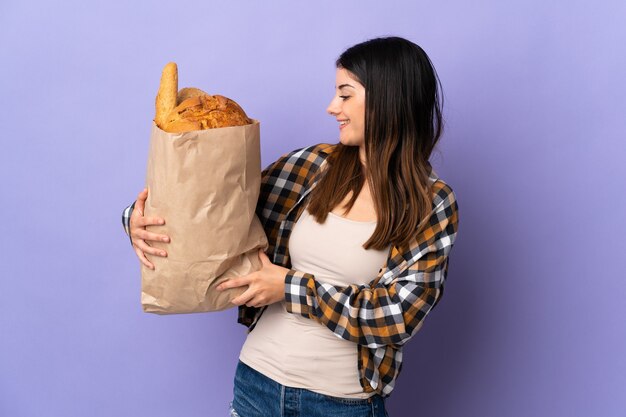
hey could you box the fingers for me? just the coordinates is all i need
[135,188,148,215]
[134,239,168,258]
[245,295,267,308]
[130,219,168,247]
[130,187,169,269]
[130,189,165,229]
[137,229,170,243]
[231,287,255,307]
[224,277,256,306]
[217,276,252,292]
[129,192,167,240]
[134,245,154,270]
[136,216,166,228]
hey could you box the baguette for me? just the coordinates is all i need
[154,62,178,128]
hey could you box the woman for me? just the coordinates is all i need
[122,36,459,417]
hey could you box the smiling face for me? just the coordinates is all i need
[326,67,366,150]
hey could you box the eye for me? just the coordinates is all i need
[339,95,350,101]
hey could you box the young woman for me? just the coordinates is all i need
[122,36,459,417]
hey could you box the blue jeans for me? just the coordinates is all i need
[229,359,389,417]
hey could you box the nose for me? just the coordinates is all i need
[326,96,340,116]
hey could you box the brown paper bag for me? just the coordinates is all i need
[140,119,268,314]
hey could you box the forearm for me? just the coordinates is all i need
[284,268,442,349]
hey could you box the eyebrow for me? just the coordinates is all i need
[336,84,355,90]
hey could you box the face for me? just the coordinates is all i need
[326,67,366,148]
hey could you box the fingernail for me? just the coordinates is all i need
[161,251,166,256]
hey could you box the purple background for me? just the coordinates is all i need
[1,1,625,416]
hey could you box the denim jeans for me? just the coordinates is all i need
[229,359,389,417]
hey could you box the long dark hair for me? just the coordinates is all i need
[307,36,445,252]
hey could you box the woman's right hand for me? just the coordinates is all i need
[129,188,170,270]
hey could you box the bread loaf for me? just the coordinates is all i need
[154,62,252,132]
[177,87,210,102]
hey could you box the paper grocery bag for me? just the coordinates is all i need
[140,119,268,314]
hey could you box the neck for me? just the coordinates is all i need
[359,145,367,166]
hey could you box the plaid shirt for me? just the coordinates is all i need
[122,142,459,398]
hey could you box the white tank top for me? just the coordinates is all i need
[238,204,391,399]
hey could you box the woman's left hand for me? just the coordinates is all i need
[216,248,290,308]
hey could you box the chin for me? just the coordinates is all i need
[339,136,360,147]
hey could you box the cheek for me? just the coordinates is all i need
[354,105,365,125]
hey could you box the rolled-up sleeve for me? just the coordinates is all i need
[121,200,136,246]
[284,185,459,349]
